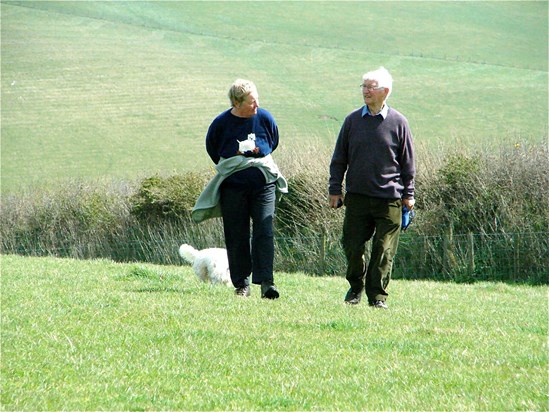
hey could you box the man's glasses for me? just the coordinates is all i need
[360,84,385,91]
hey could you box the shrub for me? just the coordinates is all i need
[417,145,548,236]
[418,153,496,234]
[0,181,133,258]
[130,172,211,221]
[276,172,341,236]
[0,143,547,282]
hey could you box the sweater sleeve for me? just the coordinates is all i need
[205,120,220,165]
[398,120,416,199]
[263,109,279,152]
[328,117,350,195]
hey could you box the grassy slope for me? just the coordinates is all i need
[1,254,547,410]
[1,1,547,193]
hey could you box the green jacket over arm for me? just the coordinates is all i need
[191,154,288,223]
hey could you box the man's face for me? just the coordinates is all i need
[361,80,387,107]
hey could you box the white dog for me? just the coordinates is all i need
[178,244,232,287]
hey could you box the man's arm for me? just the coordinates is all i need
[328,119,350,197]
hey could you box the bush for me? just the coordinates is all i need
[130,172,211,221]
[276,172,342,236]
[418,153,497,234]
[416,145,548,236]
[1,143,547,282]
[0,181,133,258]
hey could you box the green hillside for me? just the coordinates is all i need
[1,1,547,193]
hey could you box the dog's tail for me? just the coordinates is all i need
[178,244,199,264]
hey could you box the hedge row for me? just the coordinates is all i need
[1,144,547,283]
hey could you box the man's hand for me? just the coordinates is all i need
[403,197,415,210]
[329,194,344,209]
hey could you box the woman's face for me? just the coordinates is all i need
[234,90,259,118]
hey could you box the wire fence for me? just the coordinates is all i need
[395,232,548,283]
[275,231,548,284]
[4,229,547,284]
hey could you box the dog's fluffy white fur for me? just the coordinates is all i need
[178,244,232,287]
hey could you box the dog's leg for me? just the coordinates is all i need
[193,263,210,284]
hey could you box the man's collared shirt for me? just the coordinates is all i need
[361,104,389,119]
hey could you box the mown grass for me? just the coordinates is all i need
[1,1,547,193]
[2,255,547,411]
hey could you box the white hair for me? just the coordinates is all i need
[363,66,393,98]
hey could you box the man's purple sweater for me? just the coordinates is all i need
[329,106,415,199]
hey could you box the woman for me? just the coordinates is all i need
[192,79,287,299]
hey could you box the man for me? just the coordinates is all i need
[328,67,415,309]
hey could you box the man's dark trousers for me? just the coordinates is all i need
[342,193,401,303]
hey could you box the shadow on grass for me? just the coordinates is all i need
[130,286,204,294]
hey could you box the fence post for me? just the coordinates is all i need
[319,228,326,276]
[513,233,520,281]
[467,232,475,275]
[443,225,457,276]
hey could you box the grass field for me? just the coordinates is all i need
[1,254,547,410]
[2,4,547,409]
[1,1,547,193]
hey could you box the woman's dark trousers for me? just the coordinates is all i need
[220,181,276,289]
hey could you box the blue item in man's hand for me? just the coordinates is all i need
[401,206,415,231]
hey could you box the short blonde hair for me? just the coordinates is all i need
[228,79,257,107]
[363,66,393,98]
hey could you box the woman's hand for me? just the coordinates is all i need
[329,195,344,209]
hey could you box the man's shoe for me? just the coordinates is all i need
[344,288,362,305]
[235,286,250,297]
[372,300,388,309]
[261,282,280,299]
